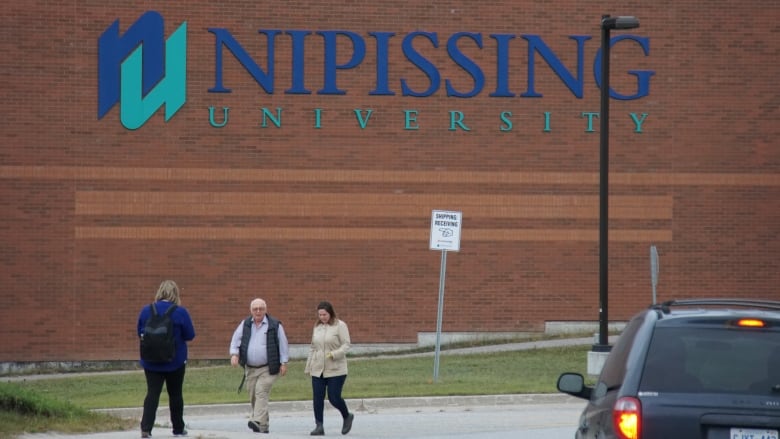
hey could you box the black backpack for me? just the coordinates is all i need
[140,303,178,363]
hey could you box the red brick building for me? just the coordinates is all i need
[1,1,778,365]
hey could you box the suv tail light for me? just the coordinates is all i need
[736,318,766,328]
[613,396,642,439]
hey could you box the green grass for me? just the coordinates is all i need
[0,382,136,438]
[1,344,592,438]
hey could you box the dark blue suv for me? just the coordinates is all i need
[557,299,780,439]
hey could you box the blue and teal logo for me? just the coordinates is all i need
[97,11,187,130]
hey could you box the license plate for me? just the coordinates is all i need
[730,428,779,439]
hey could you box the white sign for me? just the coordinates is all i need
[429,210,462,252]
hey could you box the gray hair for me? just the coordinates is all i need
[250,298,267,310]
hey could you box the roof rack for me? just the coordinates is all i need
[653,298,780,314]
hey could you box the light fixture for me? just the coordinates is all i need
[595,14,640,352]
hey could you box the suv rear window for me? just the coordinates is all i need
[640,326,779,394]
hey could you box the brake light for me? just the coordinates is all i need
[613,396,641,439]
[737,319,765,328]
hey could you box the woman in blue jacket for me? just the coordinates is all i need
[137,280,196,438]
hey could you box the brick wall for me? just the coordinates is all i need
[1,0,778,362]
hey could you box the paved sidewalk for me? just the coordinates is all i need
[18,394,585,439]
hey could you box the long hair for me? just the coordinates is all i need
[154,280,181,305]
[316,301,338,325]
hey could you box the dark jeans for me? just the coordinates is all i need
[141,365,186,434]
[311,374,350,424]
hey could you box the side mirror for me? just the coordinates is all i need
[557,372,592,400]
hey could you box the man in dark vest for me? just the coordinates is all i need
[230,298,289,434]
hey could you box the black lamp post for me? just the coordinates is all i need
[595,15,640,352]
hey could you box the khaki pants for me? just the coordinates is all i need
[246,365,278,427]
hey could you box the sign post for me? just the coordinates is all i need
[429,210,462,382]
[650,245,659,304]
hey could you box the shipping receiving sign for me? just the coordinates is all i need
[429,210,462,252]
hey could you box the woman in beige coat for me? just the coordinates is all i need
[304,301,354,436]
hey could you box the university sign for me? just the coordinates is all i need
[97,10,655,131]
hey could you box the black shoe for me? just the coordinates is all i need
[173,429,187,437]
[342,413,354,435]
[141,432,152,439]
[310,423,324,436]
[248,420,262,433]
